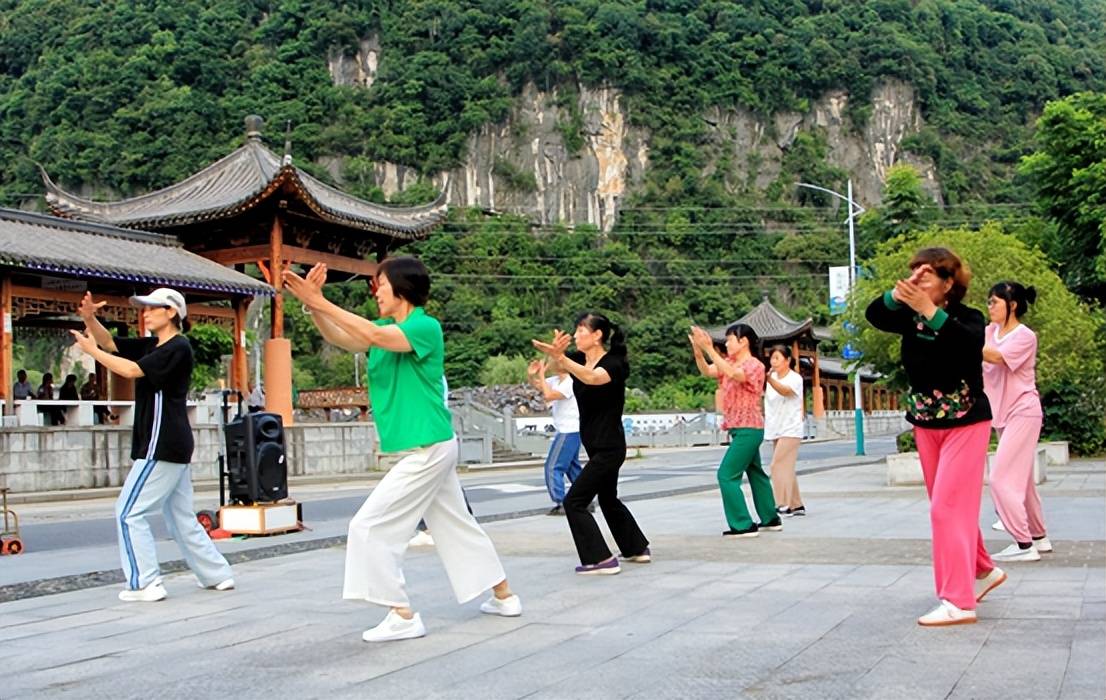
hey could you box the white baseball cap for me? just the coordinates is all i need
[130,288,187,319]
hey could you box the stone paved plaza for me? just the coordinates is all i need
[1,459,1103,699]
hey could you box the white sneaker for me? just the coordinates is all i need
[991,519,1006,532]
[918,600,977,627]
[479,594,522,617]
[197,578,235,591]
[119,580,167,603]
[992,543,1041,562]
[975,566,1007,603]
[409,530,435,547]
[1033,536,1053,553]
[361,611,426,642]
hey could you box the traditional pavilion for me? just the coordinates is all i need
[42,116,448,423]
[0,208,272,415]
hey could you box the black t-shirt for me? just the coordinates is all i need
[568,350,629,452]
[115,335,195,463]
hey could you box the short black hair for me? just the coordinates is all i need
[725,323,760,352]
[378,256,431,306]
[16,369,26,379]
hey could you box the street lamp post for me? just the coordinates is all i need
[797,179,866,456]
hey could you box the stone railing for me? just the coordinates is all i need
[0,421,378,493]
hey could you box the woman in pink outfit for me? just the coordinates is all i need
[983,281,1051,562]
[866,247,1006,627]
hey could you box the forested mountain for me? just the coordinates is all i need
[2,1,1104,401]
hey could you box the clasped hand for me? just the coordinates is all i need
[282,263,328,306]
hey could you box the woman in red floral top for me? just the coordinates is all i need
[691,323,781,537]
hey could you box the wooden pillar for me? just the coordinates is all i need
[270,215,284,339]
[231,297,250,395]
[264,214,293,423]
[1,275,11,415]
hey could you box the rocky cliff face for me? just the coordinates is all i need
[328,42,939,226]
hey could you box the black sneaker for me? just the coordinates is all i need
[787,506,806,517]
[776,506,790,516]
[760,518,783,532]
[723,525,759,538]
[547,505,565,516]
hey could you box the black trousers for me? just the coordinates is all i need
[564,447,649,565]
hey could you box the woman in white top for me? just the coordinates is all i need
[765,345,806,516]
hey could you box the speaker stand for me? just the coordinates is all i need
[219,502,300,535]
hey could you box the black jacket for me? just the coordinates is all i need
[865,291,992,429]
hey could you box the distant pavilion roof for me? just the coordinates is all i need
[41,116,447,239]
[709,297,814,343]
[0,208,273,297]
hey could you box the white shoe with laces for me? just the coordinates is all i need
[362,611,426,642]
[119,580,167,603]
[918,600,976,627]
[992,543,1041,562]
[1033,536,1053,553]
[479,594,522,617]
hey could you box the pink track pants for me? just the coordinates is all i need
[914,421,995,610]
[990,415,1047,544]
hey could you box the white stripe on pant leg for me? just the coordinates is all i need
[342,440,459,607]
[146,391,163,460]
[422,442,507,604]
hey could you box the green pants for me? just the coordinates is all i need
[718,428,778,530]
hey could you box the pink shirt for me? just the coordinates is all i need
[720,356,765,430]
[982,323,1041,428]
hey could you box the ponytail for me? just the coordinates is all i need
[574,311,628,358]
[988,281,1037,321]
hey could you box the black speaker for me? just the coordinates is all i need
[224,412,288,503]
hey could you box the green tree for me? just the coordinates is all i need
[1020,92,1106,301]
[857,164,935,259]
[478,354,529,386]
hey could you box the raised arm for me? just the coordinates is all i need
[531,330,611,386]
[283,264,411,353]
[78,292,117,352]
[690,337,718,379]
[691,326,744,381]
[527,360,567,401]
[70,331,143,379]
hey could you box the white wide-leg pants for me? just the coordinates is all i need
[343,438,507,608]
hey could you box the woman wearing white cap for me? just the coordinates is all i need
[71,288,234,602]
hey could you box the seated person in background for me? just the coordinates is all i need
[59,374,80,401]
[12,369,33,400]
[37,372,65,425]
[81,373,115,424]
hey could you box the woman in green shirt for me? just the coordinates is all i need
[284,257,520,642]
